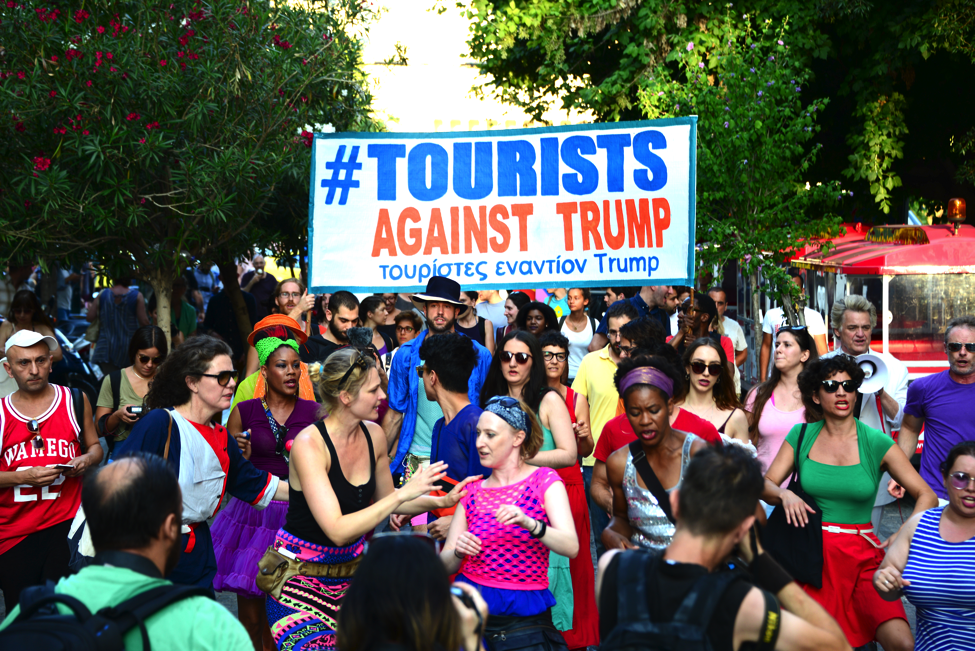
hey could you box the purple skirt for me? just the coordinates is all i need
[211,497,289,598]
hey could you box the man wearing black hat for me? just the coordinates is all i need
[383,277,493,493]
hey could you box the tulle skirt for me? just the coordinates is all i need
[211,497,289,598]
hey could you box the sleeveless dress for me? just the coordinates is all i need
[211,398,320,598]
[623,432,697,550]
[454,316,488,348]
[267,421,376,650]
[901,507,975,651]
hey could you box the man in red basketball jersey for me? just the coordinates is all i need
[0,330,102,606]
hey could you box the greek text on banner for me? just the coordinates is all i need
[308,118,697,292]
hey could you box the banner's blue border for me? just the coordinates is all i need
[307,117,698,293]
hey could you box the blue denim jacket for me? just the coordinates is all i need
[387,330,493,474]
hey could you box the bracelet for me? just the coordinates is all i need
[528,519,539,535]
[453,548,465,559]
[749,552,793,595]
[529,520,547,539]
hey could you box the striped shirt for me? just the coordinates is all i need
[90,288,139,368]
[902,507,975,650]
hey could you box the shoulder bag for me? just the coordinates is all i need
[761,424,823,587]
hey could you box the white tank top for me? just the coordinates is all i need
[562,317,595,379]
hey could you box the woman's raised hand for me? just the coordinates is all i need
[442,475,482,508]
[399,460,448,502]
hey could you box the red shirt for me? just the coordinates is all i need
[593,408,721,463]
[0,385,83,554]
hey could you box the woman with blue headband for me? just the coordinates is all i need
[602,354,707,552]
[442,394,579,651]
[212,325,321,650]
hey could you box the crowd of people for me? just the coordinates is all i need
[2,262,975,651]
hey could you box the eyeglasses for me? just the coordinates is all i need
[947,342,975,353]
[820,379,860,393]
[278,292,302,300]
[690,361,723,376]
[338,353,367,389]
[139,354,165,365]
[500,351,532,365]
[396,326,415,334]
[617,345,636,356]
[542,351,567,362]
[948,471,975,490]
[197,370,238,386]
[416,364,428,378]
[364,532,441,555]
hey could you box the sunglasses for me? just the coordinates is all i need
[338,353,368,389]
[778,325,808,333]
[500,351,532,365]
[947,342,975,353]
[948,471,975,490]
[416,364,428,378]
[197,370,238,386]
[542,351,567,362]
[690,361,723,376]
[486,395,521,409]
[139,354,165,365]
[820,379,860,393]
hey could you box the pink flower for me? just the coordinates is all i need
[145,121,159,130]
[82,129,89,135]
[126,112,141,121]
[86,80,92,86]
[73,9,89,23]
[32,156,51,171]
[160,59,167,66]
[50,55,58,62]
[49,90,57,97]
[106,53,113,59]
[96,25,105,34]
[139,137,146,144]
[17,71,25,79]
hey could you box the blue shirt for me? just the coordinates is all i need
[388,330,492,474]
[595,293,672,337]
[431,404,490,482]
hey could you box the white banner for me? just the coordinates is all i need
[308,118,697,292]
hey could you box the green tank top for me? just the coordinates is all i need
[785,420,894,524]
[540,424,556,452]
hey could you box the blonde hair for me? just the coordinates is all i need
[318,348,376,414]
[830,294,877,331]
[519,401,545,460]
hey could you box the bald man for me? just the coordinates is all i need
[0,452,251,648]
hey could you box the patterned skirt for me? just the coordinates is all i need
[266,529,365,651]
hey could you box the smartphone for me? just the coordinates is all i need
[126,406,144,416]
[52,464,75,471]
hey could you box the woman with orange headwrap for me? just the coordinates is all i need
[230,315,316,414]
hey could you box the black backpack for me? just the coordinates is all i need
[600,550,741,651]
[0,580,211,651]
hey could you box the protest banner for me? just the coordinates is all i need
[308,118,697,292]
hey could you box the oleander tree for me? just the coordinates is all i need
[0,0,378,343]
[640,14,846,342]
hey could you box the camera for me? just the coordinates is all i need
[126,406,144,416]
[450,586,476,612]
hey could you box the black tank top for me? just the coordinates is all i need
[454,316,487,347]
[283,421,377,547]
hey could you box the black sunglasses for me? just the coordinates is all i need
[821,379,860,393]
[197,370,238,386]
[416,364,428,378]
[500,351,532,364]
[486,395,521,409]
[690,361,723,376]
[339,353,368,389]
[947,342,975,353]
[139,354,165,365]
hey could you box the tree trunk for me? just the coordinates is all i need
[147,268,174,352]
[219,261,253,362]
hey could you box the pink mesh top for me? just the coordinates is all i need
[460,467,562,590]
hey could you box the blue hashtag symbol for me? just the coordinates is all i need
[321,145,362,205]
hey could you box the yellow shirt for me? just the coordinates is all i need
[571,345,620,467]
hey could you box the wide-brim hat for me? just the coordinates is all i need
[247,314,309,347]
[411,276,466,311]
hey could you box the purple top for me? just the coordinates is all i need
[904,371,975,499]
[238,397,320,479]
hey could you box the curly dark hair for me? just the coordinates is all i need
[796,355,865,421]
[481,330,554,413]
[145,336,233,409]
[682,338,739,411]
[515,301,559,333]
[613,354,684,404]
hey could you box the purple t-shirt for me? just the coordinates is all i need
[238,397,320,479]
[904,371,975,498]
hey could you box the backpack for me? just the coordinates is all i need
[0,580,211,651]
[600,550,742,651]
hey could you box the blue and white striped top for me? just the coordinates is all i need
[901,507,975,651]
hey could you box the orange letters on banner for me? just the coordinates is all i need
[398,207,422,255]
[511,204,532,252]
[464,205,488,253]
[557,202,578,251]
[627,198,652,248]
[488,205,510,253]
[372,209,397,257]
[605,200,626,250]
[580,201,602,251]
[653,197,670,248]
[423,208,450,255]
